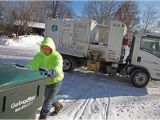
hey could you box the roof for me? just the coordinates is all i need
[14,20,45,29]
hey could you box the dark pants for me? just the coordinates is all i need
[40,81,62,117]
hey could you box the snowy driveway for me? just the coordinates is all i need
[0,45,160,120]
[44,70,160,120]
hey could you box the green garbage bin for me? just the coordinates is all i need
[0,63,48,119]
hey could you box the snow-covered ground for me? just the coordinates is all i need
[0,37,160,120]
[0,35,43,47]
[44,70,160,120]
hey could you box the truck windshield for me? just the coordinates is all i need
[140,36,160,58]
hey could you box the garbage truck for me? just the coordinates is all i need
[45,18,160,87]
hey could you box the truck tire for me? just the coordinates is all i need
[131,69,150,87]
[63,56,76,72]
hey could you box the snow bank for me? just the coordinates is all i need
[17,35,44,46]
[0,35,44,47]
[0,36,15,46]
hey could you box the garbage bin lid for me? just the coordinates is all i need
[0,63,47,91]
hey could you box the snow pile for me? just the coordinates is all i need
[17,35,44,46]
[0,35,44,47]
[0,36,15,46]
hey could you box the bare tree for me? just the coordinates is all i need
[45,0,75,19]
[25,1,75,22]
[13,1,34,35]
[0,1,17,35]
[0,2,3,20]
[52,1,75,19]
[57,1,75,19]
[0,2,4,35]
[140,5,158,34]
[114,0,139,32]
[0,0,75,36]
[83,0,119,24]
[1,1,34,35]
[52,0,60,18]
[29,1,47,22]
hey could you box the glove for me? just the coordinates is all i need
[39,67,48,76]
[47,70,57,78]
[39,68,57,78]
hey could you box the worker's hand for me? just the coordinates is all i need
[39,67,48,76]
[47,70,57,78]
[39,68,57,78]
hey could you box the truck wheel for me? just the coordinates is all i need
[131,69,150,87]
[63,56,76,72]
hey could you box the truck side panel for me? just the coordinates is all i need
[59,20,90,57]
[45,19,62,50]
[45,19,91,57]
[106,21,127,62]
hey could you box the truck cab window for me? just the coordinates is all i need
[140,36,160,57]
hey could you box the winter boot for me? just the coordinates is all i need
[51,102,63,116]
[39,115,47,120]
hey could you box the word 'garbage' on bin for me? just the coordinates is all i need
[0,63,48,119]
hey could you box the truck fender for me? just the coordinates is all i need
[128,65,151,78]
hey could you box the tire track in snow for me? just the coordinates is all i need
[52,90,110,120]
[76,97,110,120]
[73,99,90,120]
[106,97,110,120]
[65,95,109,120]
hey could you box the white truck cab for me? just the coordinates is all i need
[128,34,160,87]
